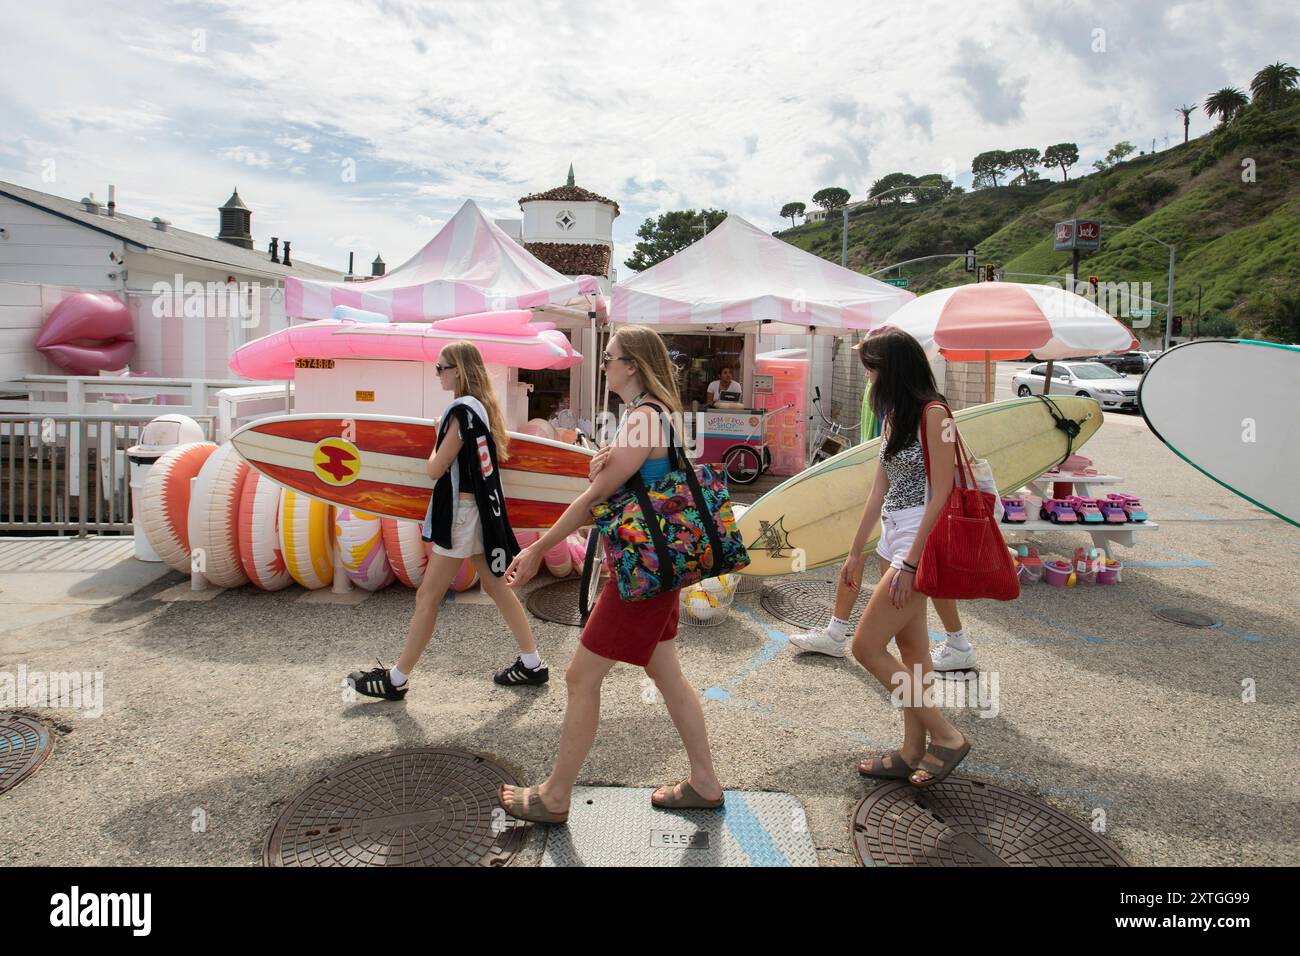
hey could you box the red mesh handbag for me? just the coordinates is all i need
[914,402,1020,601]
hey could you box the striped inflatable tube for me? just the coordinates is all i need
[279,489,333,589]
[139,441,217,574]
[238,471,293,590]
[187,442,249,588]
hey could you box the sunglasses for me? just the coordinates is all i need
[600,352,634,368]
[435,363,458,374]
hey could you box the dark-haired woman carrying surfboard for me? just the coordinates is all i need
[844,327,972,787]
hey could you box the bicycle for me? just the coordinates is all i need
[719,401,795,485]
[808,387,858,465]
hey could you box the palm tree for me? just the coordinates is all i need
[1176,104,1196,143]
[1250,62,1299,111]
[1204,87,1249,125]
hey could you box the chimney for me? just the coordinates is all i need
[269,237,279,263]
[81,193,101,214]
[282,240,292,267]
[107,184,116,217]
[347,251,354,276]
[372,253,386,277]
[151,217,170,232]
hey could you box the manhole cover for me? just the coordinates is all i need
[264,747,526,867]
[542,786,818,867]
[1153,607,1221,628]
[851,778,1127,867]
[0,714,54,795]
[760,575,871,630]
[525,579,585,626]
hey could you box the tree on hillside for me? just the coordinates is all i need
[1007,148,1042,184]
[624,208,727,272]
[1176,104,1196,143]
[780,202,806,228]
[868,172,919,203]
[1237,277,1300,344]
[1092,141,1136,172]
[1250,62,1299,112]
[1042,142,1079,181]
[812,187,851,212]
[1205,87,1249,125]
[913,173,953,203]
[971,149,1012,187]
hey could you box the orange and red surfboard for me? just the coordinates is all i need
[229,413,593,530]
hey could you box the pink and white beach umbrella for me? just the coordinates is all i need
[881,282,1139,361]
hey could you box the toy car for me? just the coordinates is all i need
[1065,495,1104,523]
[1040,498,1079,523]
[1001,497,1029,523]
[1105,493,1148,522]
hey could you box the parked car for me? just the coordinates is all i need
[1013,361,1141,411]
[1091,351,1149,374]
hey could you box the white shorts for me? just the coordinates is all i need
[431,494,484,559]
[875,504,926,568]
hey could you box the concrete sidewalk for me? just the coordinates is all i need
[1,420,1296,866]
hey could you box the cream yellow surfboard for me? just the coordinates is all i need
[737,396,1102,575]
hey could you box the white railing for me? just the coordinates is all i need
[0,375,293,442]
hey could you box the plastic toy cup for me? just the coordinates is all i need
[1043,560,1072,587]
[1097,559,1123,584]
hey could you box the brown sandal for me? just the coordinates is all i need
[651,780,725,809]
[858,750,916,780]
[909,736,971,788]
[499,784,569,824]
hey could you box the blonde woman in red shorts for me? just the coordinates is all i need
[497,325,725,824]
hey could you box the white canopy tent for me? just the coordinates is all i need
[607,215,915,459]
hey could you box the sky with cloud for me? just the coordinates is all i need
[2,0,1294,276]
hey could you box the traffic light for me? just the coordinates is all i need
[984,263,996,282]
[1088,275,1099,298]
[1172,316,1184,335]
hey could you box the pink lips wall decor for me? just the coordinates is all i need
[35,292,136,374]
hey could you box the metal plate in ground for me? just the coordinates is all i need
[525,579,585,627]
[760,575,871,630]
[264,747,525,867]
[0,714,53,795]
[1153,607,1221,628]
[851,778,1127,867]
[542,786,817,867]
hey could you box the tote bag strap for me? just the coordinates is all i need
[918,401,976,493]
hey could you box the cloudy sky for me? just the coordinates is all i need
[2,0,1294,275]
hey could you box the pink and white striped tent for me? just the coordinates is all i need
[609,215,914,333]
[285,199,601,322]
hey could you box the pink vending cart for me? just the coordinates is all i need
[696,407,767,466]
[754,349,807,476]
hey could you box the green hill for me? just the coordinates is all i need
[779,100,1300,343]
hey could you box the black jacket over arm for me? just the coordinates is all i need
[421,398,520,576]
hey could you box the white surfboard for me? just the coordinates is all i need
[1139,339,1299,527]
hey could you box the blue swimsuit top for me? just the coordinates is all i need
[639,454,672,483]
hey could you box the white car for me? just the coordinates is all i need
[1013,361,1141,411]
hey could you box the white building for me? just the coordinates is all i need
[0,180,341,380]
[495,165,619,294]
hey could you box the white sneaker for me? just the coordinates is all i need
[931,642,977,674]
[789,627,847,658]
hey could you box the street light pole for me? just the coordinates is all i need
[841,206,849,267]
[1164,244,1176,352]
[1101,221,1176,351]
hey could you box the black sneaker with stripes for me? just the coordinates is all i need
[347,663,409,701]
[493,657,549,687]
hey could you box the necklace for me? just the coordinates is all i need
[627,390,648,409]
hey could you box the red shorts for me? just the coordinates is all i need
[580,584,680,666]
